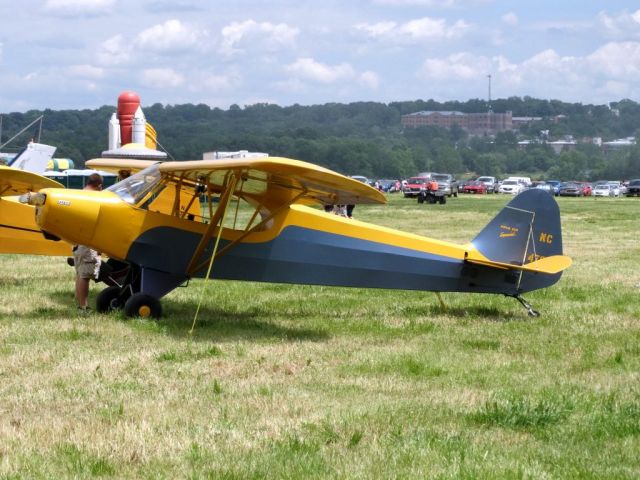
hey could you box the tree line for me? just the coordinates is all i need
[1,97,639,180]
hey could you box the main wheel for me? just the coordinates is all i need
[96,285,124,313]
[124,293,162,319]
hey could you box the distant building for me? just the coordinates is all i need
[401,110,512,134]
[512,116,542,128]
[602,137,636,153]
[547,140,577,154]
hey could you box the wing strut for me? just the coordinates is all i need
[188,189,307,277]
[186,174,238,276]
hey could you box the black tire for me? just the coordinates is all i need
[453,190,458,198]
[96,285,123,313]
[124,293,162,319]
[439,196,446,204]
[417,195,424,204]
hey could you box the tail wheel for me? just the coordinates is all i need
[124,293,162,319]
[96,285,124,313]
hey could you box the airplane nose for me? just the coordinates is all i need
[33,188,102,246]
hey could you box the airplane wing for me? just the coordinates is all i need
[156,157,386,206]
[85,158,160,175]
[0,165,63,196]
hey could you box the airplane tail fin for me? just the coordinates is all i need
[467,189,571,292]
[8,142,56,174]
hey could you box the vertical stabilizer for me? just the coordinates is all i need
[8,142,56,174]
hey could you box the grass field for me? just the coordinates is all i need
[1,193,639,479]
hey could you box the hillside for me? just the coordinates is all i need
[1,97,639,180]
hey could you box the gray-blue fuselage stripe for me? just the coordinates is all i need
[126,225,544,294]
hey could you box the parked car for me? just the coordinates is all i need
[558,182,584,197]
[593,184,618,197]
[498,179,525,194]
[377,179,397,192]
[607,181,624,195]
[504,176,532,188]
[403,176,432,198]
[545,180,561,196]
[476,176,498,193]
[461,180,488,194]
[626,179,640,197]
[535,182,554,194]
[350,175,370,184]
[577,182,592,196]
[431,173,459,197]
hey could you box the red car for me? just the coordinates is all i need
[577,182,592,196]
[461,180,488,194]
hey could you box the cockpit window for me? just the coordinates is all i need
[107,164,163,205]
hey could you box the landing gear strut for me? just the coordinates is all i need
[95,263,186,319]
[510,294,540,317]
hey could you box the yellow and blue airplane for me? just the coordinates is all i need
[24,157,571,318]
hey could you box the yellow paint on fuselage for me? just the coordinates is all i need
[35,187,469,265]
[0,197,71,256]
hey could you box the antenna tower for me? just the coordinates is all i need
[487,74,492,113]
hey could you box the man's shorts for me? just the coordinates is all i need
[73,245,101,280]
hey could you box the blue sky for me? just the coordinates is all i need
[1,0,640,112]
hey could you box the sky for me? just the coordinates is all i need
[1,0,640,112]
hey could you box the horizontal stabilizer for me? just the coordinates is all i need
[466,252,572,274]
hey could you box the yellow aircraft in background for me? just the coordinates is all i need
[0,166,70,255]
[24,157,571,319]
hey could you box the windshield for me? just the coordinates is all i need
[630,180,640,186]
[503,180,517,185]
[107,164,163,205]
[432,174,450,181]
[408,177,427,184]
[477,177,492,182]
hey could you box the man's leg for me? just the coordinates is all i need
[75,276,90,308]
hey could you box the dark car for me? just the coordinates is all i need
[377,179,397,192]
[559,182,583,197]
[626,179,640,197]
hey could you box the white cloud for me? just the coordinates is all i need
[356,16,470,42]
[136,19,205,53]
[598,9,640,39]
[96,35,132,67]
[44,0,115,16]
[418,41,640,102]
[359,71,380,89]
[220,20,299,55]
[140,68,185,88]
[586,42,640,79]
[286,58,355,84]
[501,12,518,26]
[67,64,104,80]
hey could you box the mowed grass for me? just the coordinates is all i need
[1,193,639,479]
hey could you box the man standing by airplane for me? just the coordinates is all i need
[73,173,103,312]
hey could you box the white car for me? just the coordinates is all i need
[499,179,525,194]
[593,184,619,197]
[607,181,624,195]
